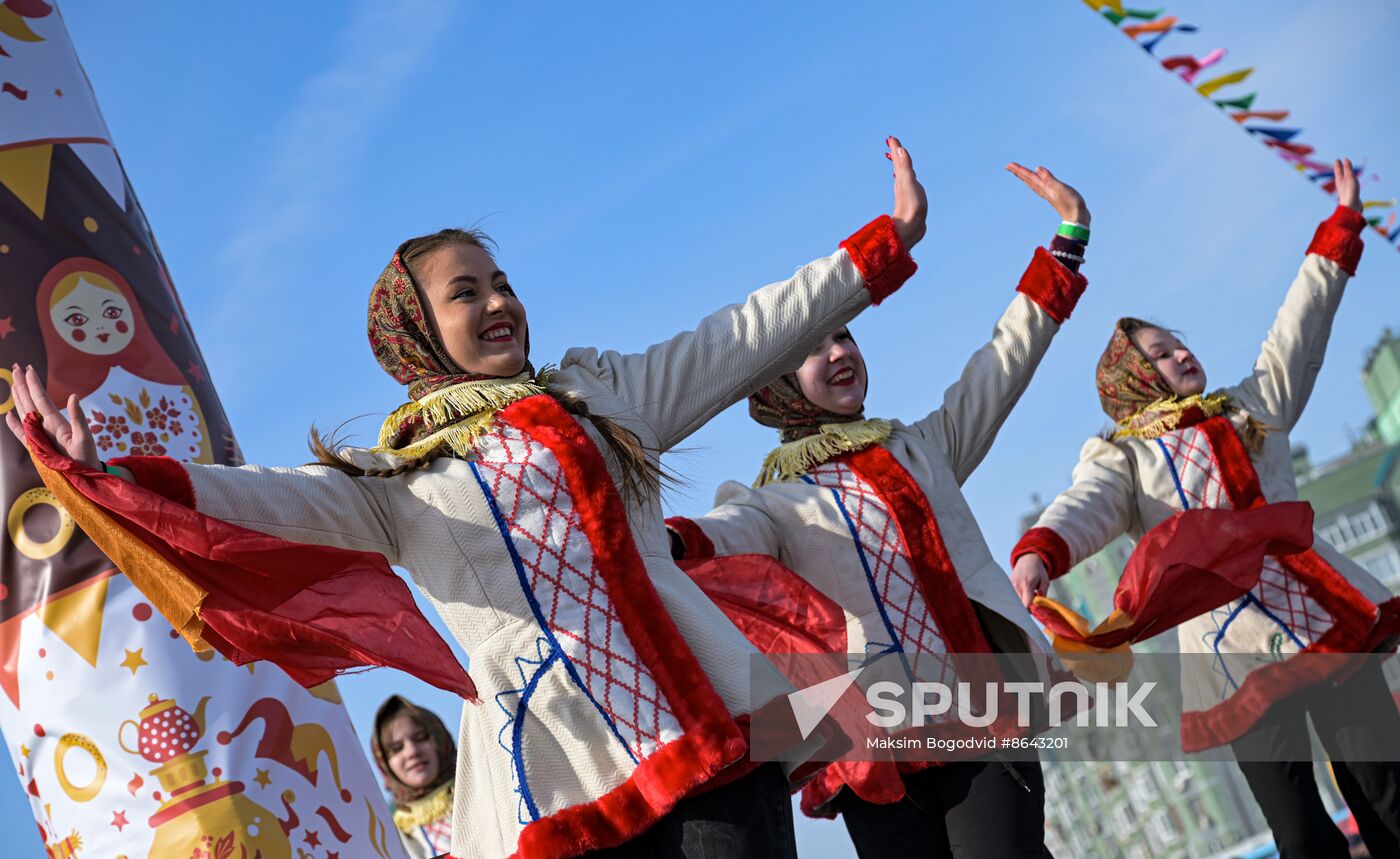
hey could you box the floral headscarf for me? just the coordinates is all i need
[1097,317,1227,439]
[748,371,867,444]
[370,695,457,805]
[367,245,545,460]
[747,330,892,485]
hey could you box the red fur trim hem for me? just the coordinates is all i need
[845,447,992,656]
[1012,527,1073,581]
[664,516,715,560]
[500,397,746,856]
[1180,545,1382,751]
[1016,247,1088,323]
[840,215,917,305]
[512,726,747,858]
[109,455,196,508]
[1306,205,1366,275]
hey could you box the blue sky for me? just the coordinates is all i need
[5,1,1400,855]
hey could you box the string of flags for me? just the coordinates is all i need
[1082,0,1400,251]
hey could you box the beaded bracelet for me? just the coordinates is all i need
[1050,249,1085,265]
[1056,221,1091,243]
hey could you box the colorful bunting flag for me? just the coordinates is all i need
[1082,0,1400,251]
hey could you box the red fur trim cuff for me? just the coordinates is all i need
[840,215,917,305]
[1012,527,1073,581]
[109,455,196,508]
[1307,205,1366,275]
[664,516,716,560]
[1016,247,1088,323]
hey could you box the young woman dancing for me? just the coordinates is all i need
[1011,160,1400,859]
[666,163,1092,858]
[9,140,927,859]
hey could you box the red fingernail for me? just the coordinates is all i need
[885,153,893,161]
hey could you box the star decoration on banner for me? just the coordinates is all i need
[118,648,147,675]
[328,853,340,859]
[19,744,28,757]
[186,360,203,383]
[253,768,271,789]
[303,830,321,848]
[0,317,14,338]
[53,89,63,97]
[111,810,128,831]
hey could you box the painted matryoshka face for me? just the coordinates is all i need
[50,277,135,357]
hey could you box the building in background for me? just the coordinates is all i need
[1294,328,1400,590]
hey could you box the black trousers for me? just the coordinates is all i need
[1231,661,1400,859]
[838,758,1048,859]
[581,763,796,859]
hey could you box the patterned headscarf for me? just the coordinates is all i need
[1095,317,1175,424]
[371,695,457,805]
[748,329,867,443]
[367,245,542,458]
[1097,317,1227,439]
[749,373,866,443]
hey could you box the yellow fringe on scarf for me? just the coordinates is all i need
[754,419,893,487]
[373,372,548,460]
[393,781,453,833]
[1111,392,1230,441]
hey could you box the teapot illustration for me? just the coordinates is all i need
[117,693,291,857]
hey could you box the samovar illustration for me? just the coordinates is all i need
[119,694,292,858]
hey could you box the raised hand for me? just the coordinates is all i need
[1006,163,1090,226]
[4,364,100,469]
[1334,158,1361,213]
[1011,553,1050,609]
[887,136,928,249]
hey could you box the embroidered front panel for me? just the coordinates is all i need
[805,462,951,677]
[1159,428,1334,666]
[474,423,683,766]
[422,819,452,852]
[1249,555,1331,648]
[1156,426,1231,511]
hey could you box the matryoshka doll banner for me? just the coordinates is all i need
[0,3,406,857]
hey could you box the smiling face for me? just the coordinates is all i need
[413,243,528,377]
[1131,326,1207,397]
[794,328,867,416]
[49,274,135,357]
[384,713,440,789]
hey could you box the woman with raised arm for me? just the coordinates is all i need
[8,140,928,859]
[1010,160,1400,858]
[666,163,1091,858]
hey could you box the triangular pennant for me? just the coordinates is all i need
[1231,109,1289,123]
[1196,67,1254,97]
[1214,92,1257,110]
[0,144,54,219]
[68,143,127,212]
[1246,126,1302,142]
[37,575,110,668]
